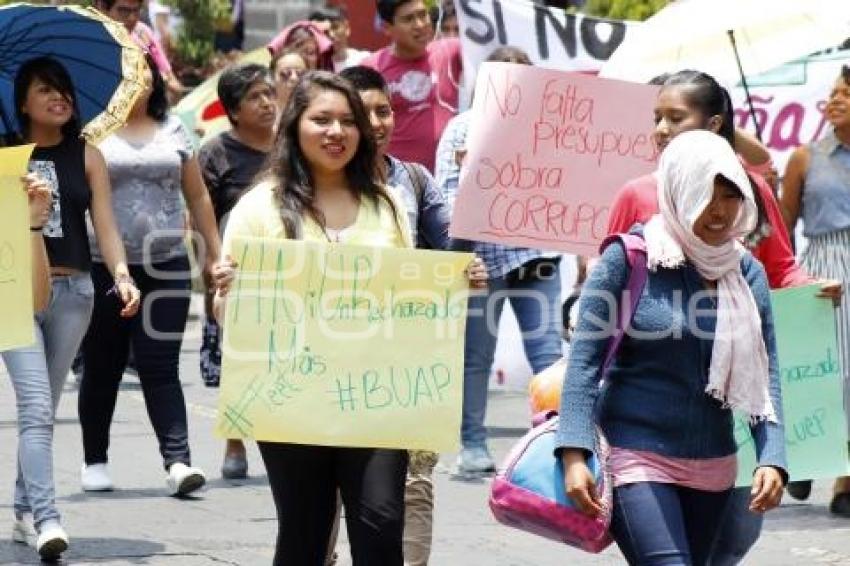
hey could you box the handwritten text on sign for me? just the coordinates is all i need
[450,63,659,255]
[0,145,36,351]
[217,237,473,451]
[735,286,849,485]
[456,0,848,192]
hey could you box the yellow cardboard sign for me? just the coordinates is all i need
[217,237,473,451]
[0,144,35,351]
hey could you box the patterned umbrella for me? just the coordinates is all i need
[0,3,146,143]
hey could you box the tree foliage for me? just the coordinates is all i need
[582,0,669,21]
[161,0,231,68]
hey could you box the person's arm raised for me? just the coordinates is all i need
[735,127,772,168]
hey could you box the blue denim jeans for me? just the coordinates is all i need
[708,487,762,565]
[461,259,563,448]
[611,482,733,565]
[1,273,94,527]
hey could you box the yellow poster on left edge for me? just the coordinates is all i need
[0,144,36,351]
[217,238,473,452]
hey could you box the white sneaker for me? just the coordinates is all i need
[81,463,114,492]
[166,462,206,496]
[36,519,68,560]
[11,512,36,547]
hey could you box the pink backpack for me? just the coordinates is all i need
[488,234,648,553]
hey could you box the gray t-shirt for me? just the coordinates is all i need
[90,115,194,264]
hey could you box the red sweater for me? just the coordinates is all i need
[607,173,811,290]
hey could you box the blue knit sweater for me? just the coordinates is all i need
[556,236,787,477]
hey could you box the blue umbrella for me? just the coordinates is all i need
[0,3,146,142]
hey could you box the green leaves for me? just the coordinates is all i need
[161,0,231,67]
[582,0,669,21]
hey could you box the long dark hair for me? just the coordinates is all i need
[143,53,169,122]
[12,56,82,144]
[660,69,768,244]
[660,70,735,145]
[267,70,401,238]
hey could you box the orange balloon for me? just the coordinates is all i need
[528,359,566,415]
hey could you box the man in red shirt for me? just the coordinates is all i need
[363,0,462,173]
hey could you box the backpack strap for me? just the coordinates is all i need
[531,409,559,427]
[598,234,648,376]
[400,160,426,210]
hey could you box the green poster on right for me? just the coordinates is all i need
[735,285,850,485]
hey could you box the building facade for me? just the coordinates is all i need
[243,0,387,52]
[243,0,324,50]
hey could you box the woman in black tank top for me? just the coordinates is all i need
[0,56,139,561]
[14,57,139,304]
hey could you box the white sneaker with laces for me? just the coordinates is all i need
[36,519,68,560]
[11,512,37,547]
[81,463,114,492]
[166,462,206,496]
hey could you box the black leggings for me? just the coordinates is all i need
[258,442,408,566]
[79,257,192,469]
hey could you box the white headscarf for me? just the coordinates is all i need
[643,130,776,423]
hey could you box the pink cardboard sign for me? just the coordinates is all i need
[450,63,660,255]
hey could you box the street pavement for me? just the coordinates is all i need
[1,297,850,565]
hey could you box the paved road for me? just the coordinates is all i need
[1,301,849,565]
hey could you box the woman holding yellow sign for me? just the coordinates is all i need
[214,70,483,566]
[215,70,411,566]
[1,56,140,561]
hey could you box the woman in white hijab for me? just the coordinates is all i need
[556,130,787,565]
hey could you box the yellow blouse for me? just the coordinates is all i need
[222,180,413,254]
